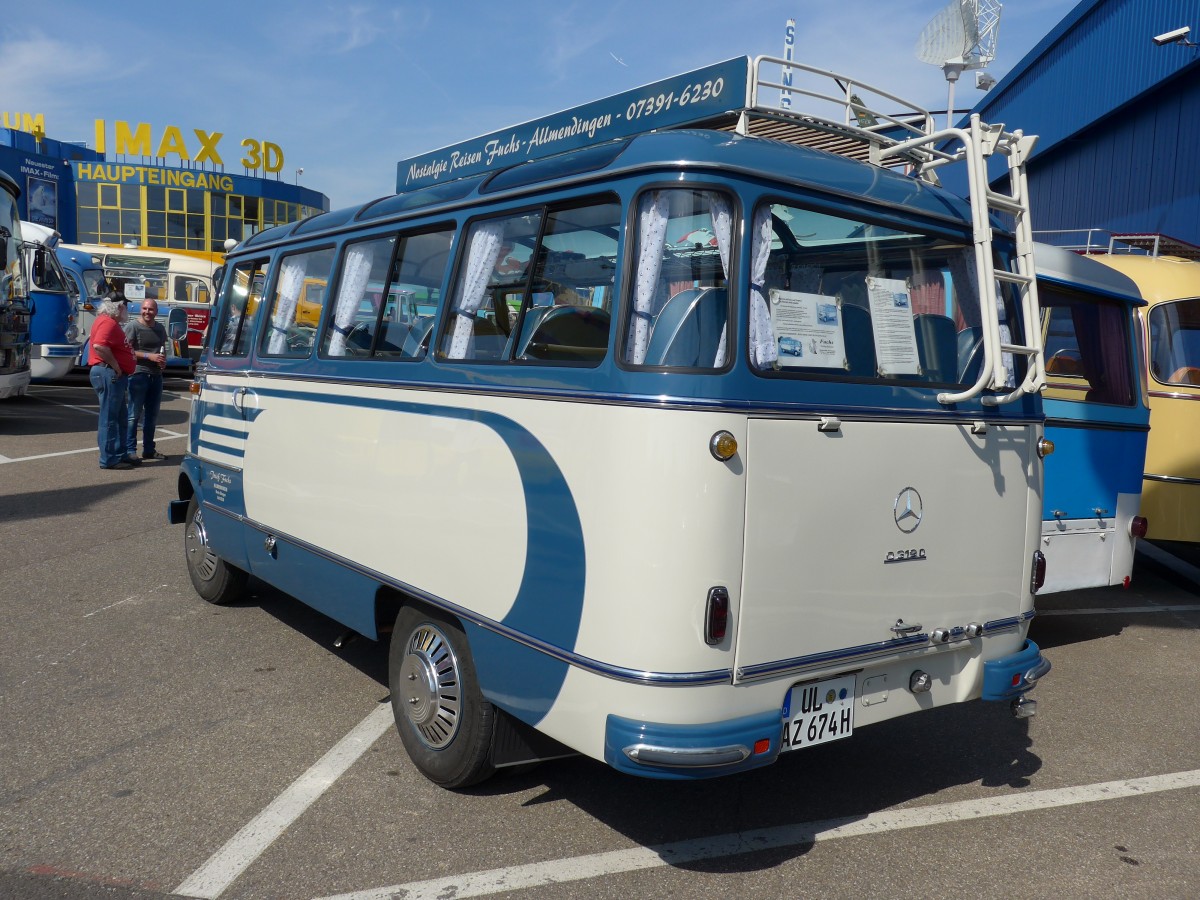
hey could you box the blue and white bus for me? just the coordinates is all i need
[21,220,81,381]
[1034,243,1150,593]
[171,57,1052,787]
[0,170,32,399]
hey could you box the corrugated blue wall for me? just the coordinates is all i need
[947,0,1200,247]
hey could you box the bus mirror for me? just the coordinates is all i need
[0,226,8,266]
[32,247,46,283]
[167,307,188,340]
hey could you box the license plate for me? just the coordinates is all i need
[781,673,856,751]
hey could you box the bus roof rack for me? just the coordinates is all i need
[394,55,1015,196]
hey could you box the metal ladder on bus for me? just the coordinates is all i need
[881,114,1046,406]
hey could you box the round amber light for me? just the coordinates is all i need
[1037,438,1055,458]
[710,430,738,461]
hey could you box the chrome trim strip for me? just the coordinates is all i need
[983,609,1035,632]
[1143,473,1200,486]
[205,369,1041,425]
[1044,417,1150,433]
[736,634,930,682]
[624,743,751,768]
[1148,390,1200,401]
[199,503,733,688]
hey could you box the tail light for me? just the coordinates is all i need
[1130,516,1148,538]
[1030,550,1047,594]
[704,587,729,645]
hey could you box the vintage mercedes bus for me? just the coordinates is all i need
[171,57,1052,787]
[1034,243,1149,592]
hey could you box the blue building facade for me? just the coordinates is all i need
[963,0,1200,250]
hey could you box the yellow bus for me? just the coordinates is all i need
[1089,245,1200,542]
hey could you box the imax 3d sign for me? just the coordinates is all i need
[93,119,285,172]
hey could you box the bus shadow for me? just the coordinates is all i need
[486,700,1038,874]
[248,579,390,686]
[1031,559,1200,651]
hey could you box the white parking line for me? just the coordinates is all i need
[0,432,186,465]
[174,704,394,900]
[316,769,1200,900]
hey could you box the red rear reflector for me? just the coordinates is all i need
[1012,674,1022,687]
[1031,550,1047,594]
[704,587,729,645]
[1123,575,1132,589]
[754,738,771,755]
[1130,516,1148,538]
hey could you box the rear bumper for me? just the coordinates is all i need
[604,708,782,780]
[981,639,1051,701]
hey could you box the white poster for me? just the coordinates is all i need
[866,276,920,377]
[768,289,846,369]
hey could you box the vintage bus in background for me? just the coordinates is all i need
[20,221,81,381]
[171,57,1052,788]
[1084,236,1200,543]
[1033,243,1149,592]
[59,243,217,372]
[0,170,33,399]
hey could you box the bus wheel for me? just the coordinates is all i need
[184,497,248,605]
[389,607,495,788]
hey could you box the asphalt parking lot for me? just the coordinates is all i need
[2,375,1199,900]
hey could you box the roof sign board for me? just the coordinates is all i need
[396,56,750,193]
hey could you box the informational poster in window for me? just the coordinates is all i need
[768,289,846,368]
[866,276,920,377]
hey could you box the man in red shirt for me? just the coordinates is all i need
[88,293,138,470]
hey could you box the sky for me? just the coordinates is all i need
[1,0,1081,210]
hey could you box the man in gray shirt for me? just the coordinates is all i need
[124,299,169,460]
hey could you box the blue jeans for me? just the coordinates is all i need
[127,371,164,457]
[90,366,129,468]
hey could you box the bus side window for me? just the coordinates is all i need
[215,259,269,356]
[442,197,618,365]
[622,189,732,370]
[260,247,336,358]
[322,227,453,361]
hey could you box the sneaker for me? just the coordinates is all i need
[103,461,134,470]
[142,451,167,460]
[123,456,143,466]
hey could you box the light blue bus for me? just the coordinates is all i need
[1034,243,1150,592]
[171,56,1052,787]
[20,220,80,381]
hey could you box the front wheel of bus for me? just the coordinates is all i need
[389,607,495,789]
[184,497,248,605]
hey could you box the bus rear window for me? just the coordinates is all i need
[1040,287,1135,405]
[748,200,1018,388]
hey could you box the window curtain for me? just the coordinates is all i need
[266,257,307,354]
[327,244,374,356]
[626,191,670,365]
[1072,301,1132,404]
[709,194,734,367]
[447,220,506,359]
[749,205,777,368]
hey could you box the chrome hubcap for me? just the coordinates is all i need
[399,624,461,749]
[185,507,218,582]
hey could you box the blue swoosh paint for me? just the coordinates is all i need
[253,387,586,722]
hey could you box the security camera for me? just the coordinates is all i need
[1153,25,1191,45]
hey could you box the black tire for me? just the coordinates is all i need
[183,497,249,605]
[389,606,495,788]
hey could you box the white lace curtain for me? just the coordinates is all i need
[626,190,737,367]
[708,195,734,367]
[625,192,670,365]
[266,257,307,354]
[749,205,778,368]
[447,220,506,359]
[327,243,375,356]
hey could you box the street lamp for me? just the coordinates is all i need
[294,167,304,185]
